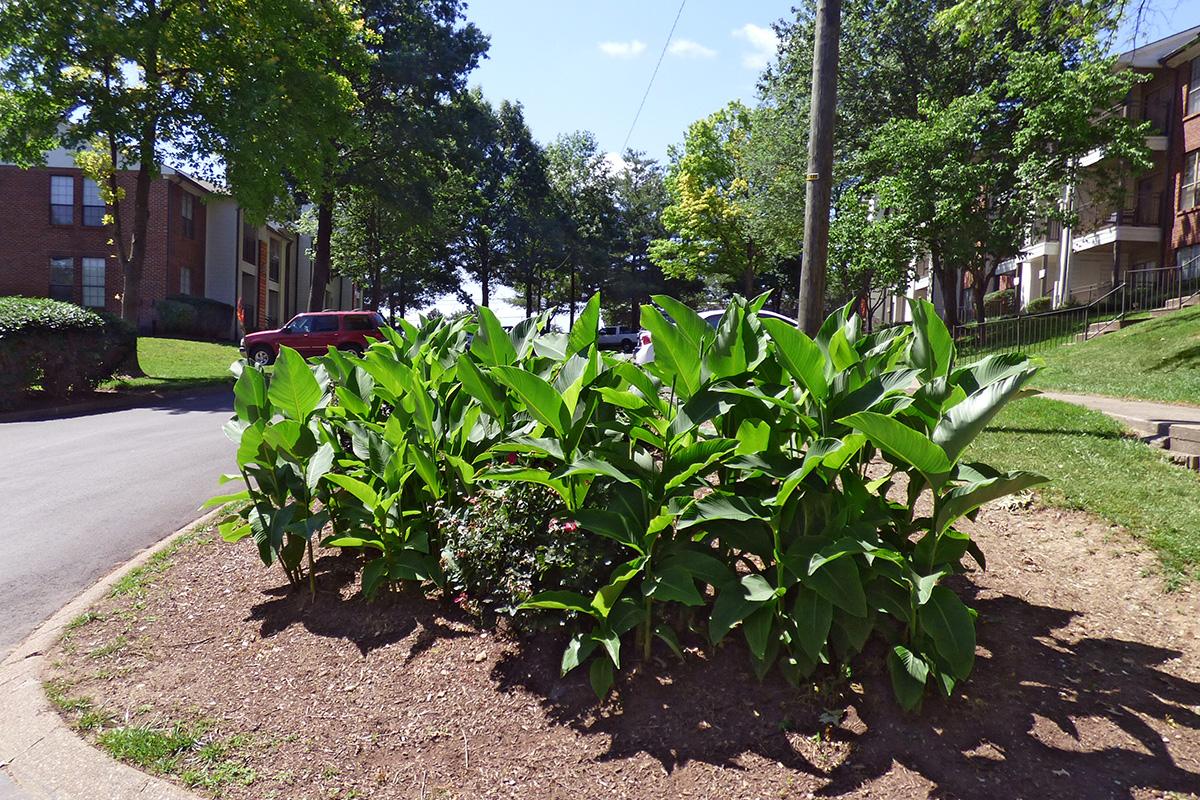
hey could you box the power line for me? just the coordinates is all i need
[621,0,687,153]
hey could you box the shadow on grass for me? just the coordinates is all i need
[1147,343,1200,373]
[982,425,1130,442]
[492,585,1200,799]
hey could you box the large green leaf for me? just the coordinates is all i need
[233,364,269,423]
[457,356,507,419]
[561,633,598,676]
[651,294,712,357]
[268,346,324,421]
[762,318,828,400]
[492,366,571,437]
[933,370,1037,461]
[324,474,380,511]
[709,574,777,643]
[640,304,700,398]
[933,470,1047,533]
[839,411,951,479]
[567,293,601,355]
[678,494,770,529]
[907,298,954,380]
[521,590,594,615]
[743,603,776,661]
[888,645,929,711]
[471,306,517,366]
[791,586,832,661]
[806,556,867,617]
[645,566,705,606]
[920,586,976,680]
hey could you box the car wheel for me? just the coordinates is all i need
[621,339,635,354]
[338,343,364,356]
[249,346,275,367]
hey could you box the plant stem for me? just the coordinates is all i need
[307,539,316,599]
[642,596,653,661]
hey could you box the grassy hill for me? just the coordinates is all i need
[1032,304,1200,405]
[103,337,240,391]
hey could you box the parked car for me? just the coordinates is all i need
[634,308,798,365]
[240,310,387,366]
[597,325,641,353]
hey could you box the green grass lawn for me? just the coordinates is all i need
[103,337,241,391]
[1031,303,1200,405]
[968,396,1200,585]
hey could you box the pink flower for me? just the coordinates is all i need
[453,593,468,605]
[562,520,579,533]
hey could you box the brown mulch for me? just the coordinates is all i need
[46,499,1200,800]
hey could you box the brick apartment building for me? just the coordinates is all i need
[0,147,358,339]
[880,23,1200,325]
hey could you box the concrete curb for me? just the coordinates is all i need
[0,385,230,425]
[0,511,224,800]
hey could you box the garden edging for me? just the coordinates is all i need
[0,511,222,800]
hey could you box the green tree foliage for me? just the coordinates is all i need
[293,0,487,312]
[651,101,763,298]
[608,150,688,327]
[0,0,367,326]
[543,131,618,325]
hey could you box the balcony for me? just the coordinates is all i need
[1072,192,1163,253]
[1078,98,1172,167]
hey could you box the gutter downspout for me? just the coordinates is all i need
[234,205,242,341]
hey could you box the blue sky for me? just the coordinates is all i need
[461,0,795,163]
[461,1,1200,166]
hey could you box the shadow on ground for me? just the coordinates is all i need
[493,586,1200,799]
[247,552,474,657]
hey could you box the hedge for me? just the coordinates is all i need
[155,294,234,340]
[0,297,137,408]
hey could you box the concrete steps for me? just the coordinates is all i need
[1041,392,1200,472]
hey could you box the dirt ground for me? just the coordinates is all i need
[46,497,1200,800]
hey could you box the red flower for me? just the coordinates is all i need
[562,520,579,533]
[506,452,518,465]
[453,593,468,605]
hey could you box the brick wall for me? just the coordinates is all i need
[1167,56,1200,263]
[0,165,204,328]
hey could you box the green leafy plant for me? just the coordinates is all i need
[216,293,1042,710]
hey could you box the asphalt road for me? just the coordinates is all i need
[0,390,234,655]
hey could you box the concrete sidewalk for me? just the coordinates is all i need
[1041,392,1200,438]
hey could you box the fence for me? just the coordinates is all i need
[1125,265,1200,314]
[952,283,1126,362]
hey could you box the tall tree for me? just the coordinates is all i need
[286,0,487,312]
[544,131,618,325]
[610,150,675,327]
[651,102,762,297]
[0,0,365,326]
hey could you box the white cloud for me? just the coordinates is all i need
[667,38,717,59]
[602,151,630,177]
[598,39,647,59]
[731,23,779,70]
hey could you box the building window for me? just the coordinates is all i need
[181,192,195,238]
[82,179,105,227]
[49,257,74,301]
[1182,150,1200,211]
[268,289,279,328]
[1189,59,1200,117]
[242,221,257,264]
[1180,244,1200,279]
[82,258,106,307]
[179,266,192,295]
[50,176,74,225]
[269,239,280,282]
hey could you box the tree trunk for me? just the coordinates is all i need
[479,232,491,307]
[797,0,841,335]
[933,249,960,329]
[741,263,755,297]
[971,275,987,323]
[569,264,577,328]
[308,193,335,311]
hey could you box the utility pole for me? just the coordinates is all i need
[797,0,841,335]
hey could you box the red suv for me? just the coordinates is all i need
[240,311,387,366]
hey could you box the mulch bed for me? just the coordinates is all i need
[46,499,1200,799]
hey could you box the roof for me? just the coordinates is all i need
[1118,24,1200,68]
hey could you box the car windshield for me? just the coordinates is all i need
[285,316,313,333]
